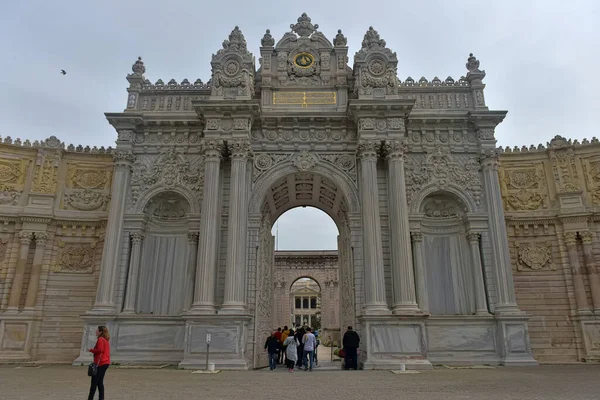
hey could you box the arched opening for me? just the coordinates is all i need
[252,171,356,368]
[125,191,194,315]
[418,192,486,315]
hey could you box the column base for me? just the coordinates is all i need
[363,303,391,315]
[186,304,218,315]
[392,303,421,315]
[218,303,246,315]
[496,315,538,366]
[89,304,117,315]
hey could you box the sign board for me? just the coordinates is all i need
[206,333,212,344]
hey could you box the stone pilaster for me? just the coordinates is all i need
[190,140,223,314]
[7,231,33,311]
[480,150,519,313]
[357,140,389,315]
[24,232,49,310]
[384,140,419,314]
[122,232,145,314]
[185,232,199,311]
[410,232,428,313]
[580,231,600,313]
[564,232,591,314]
[466,232,490,315]
[221,140,252,314]
[92,151,134,314]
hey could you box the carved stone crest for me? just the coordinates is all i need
[292,151,317,171]
[53,241,97,273]
[515,242,555,271]
[63,189,110,211]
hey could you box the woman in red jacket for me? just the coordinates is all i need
[88,325,111,400]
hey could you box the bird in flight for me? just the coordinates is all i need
[60,70,66,75]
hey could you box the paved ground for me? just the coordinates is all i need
[1,363,599,400]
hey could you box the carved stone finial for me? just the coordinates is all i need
[217,26,250,57]
[132,56,145,75]
[333,29,347,47]
[466,53,481,73]
[290,13,318,37]
[261,29,275,47]
[362,26,386,50]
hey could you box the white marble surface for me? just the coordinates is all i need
[506,324,527,353]
[371,325,422,355]
[1,322,27,350]
[117,324,185,350]
[427,324,496,352]
[189,326,240,354]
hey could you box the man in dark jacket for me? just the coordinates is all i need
[264,332,279,370]
[342,326,360,370]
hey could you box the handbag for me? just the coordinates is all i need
[87,362,98,377]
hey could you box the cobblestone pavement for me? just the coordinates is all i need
[1,364,599,400]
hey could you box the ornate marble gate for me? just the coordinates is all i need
[70,13,537,369]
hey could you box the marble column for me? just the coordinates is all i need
[24,232,49,310]
[185,232,199,311]
[411,232,428,313]
[564,232,591,313]
[7,231,33,311]
[580,231,600,312]
[480,150,519,313]
[466,232,490,315]
[357,140,389,315]
[385,140,419,314]
[122,232,145,314]
[190,140,223,314]
[221,140,252,314]
[93,151,134,313]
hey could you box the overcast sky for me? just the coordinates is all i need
[1,1,598,250]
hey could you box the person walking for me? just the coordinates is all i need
[295,326,305,368]
[264,331,279,370]
[279,325,290,364]
[274,327,283,364]
[342,326,360,370]
[302,327,317,371]
[283,329,299,373]
[88,325,111,400]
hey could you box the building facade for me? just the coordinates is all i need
[1,14,599,368]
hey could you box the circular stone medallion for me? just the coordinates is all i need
[294,52,314,68]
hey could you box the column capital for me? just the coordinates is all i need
[356,139,381,161]
[187,231,199,244]
[201,139,224,161]
[18,230,34,244]
[113,150,135,167]
[479,149,499,171]
[564,231,578,247]
[411,232,424,243]
[130,231,145,244]
[466,232,481,244]
[34,232,49,245]
[227,139,253,160]
[383,139,408,161]
[580,230,594,245]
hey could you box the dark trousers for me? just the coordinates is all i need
[344,347,358,370]
[286,359,295,370]
[296,344,304,367]
[88,364,109,400]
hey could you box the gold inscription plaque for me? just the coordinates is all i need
[272,92,336,108]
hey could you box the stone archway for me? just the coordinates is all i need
[249,168,359,368]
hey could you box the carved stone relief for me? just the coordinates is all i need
[583,159,600,205]
[405,147,481,209]
[515,242,555,271]
[52,240,97,273]
[129,148,203,211]
[549,148,580,193]
[0,238,8,262]
[32,151,60,194]
[0,158,28,204]
[63,190,110,211]
[250,128,355,142]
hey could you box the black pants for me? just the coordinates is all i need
[344,347,358,370]
[286,359,295,370]
[279,345,287,363]
[296,344,304,367]
[88,364,109,400]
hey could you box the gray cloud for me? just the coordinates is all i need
[1,0,597,248]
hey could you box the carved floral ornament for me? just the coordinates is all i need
[52,240,97,273]
[32,150,60,194]
[63,189,110,211]
[0,238,8,261]
[515,242,555,272]
[292,151,318,171]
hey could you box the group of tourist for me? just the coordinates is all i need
[264,325,361,372]
[264,325,319,372]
